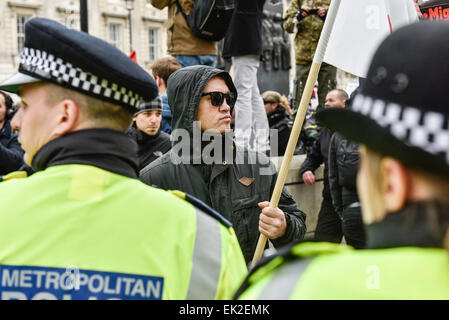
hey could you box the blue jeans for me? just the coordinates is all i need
[174,55,216,68]
[161,93,172,134]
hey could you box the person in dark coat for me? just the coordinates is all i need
[0,91,24,175]
[299,89,348,243]
[127,96,171,170]
[328,132,365,248]
[261,90,292,156]
[140,65,306,264]
[222,0,270,153]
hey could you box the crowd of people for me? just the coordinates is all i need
[0,0,449,301]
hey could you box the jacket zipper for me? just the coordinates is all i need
[200,0,216,30]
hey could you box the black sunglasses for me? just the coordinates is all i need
[201,91,236,108]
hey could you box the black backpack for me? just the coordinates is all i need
[176,0,235,42]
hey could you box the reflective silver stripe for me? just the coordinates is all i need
[187,208,222,299]
[345,202,361,210]
[257,258,313,300]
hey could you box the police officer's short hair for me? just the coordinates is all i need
[46,83,133,132]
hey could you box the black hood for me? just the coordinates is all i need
[166,65,237,136]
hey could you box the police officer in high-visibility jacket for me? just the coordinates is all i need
[235,22,449,300]
[0,18,247,300]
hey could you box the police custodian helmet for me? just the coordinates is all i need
[317,21,449,179]
[0,18,158,113]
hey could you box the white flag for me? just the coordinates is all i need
[323,0,418,78]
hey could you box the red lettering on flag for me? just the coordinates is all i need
[444,8,449,20]
[429,7,441,20]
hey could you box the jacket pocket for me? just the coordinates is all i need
[231,194,265,261]
[337,152,360,190]
[338,151,360,167]
[232,194,262,212]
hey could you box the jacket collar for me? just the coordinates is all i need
[0,121,13,139]
[185,131,236,165]
[366,201,449,249]
[128,126,161,143]
[268,107,288,119]
[32,129,139,179]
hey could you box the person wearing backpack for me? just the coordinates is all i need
[222,0,270,154]
[150,0,217,68]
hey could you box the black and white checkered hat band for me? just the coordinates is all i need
[352,94,449,163]
[20,47,144,110]
[135,96,163,115]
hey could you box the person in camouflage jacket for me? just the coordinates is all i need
[284,0,337,114]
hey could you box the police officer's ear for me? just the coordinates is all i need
[380,157,408,212]
[52,98,81,137]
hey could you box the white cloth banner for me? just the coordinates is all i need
[323,0,418,78]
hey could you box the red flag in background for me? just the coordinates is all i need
[129,50,137,63]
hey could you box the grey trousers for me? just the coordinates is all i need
[232,55,270,152]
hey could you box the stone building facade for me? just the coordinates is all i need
[0,0,358,99]
[0,0,168,82]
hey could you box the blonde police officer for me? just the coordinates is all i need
[236,21,449,300]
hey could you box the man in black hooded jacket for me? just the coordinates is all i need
[127,96,171,170]
[299,89,347,243]
[140,65,306,264]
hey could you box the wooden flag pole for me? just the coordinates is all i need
[251,0,342,267]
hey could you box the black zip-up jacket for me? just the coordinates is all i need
[299,127,333,199]
[140,65,306,264]
[127,126,171,170]
[0,121,24,175]
[328,132,360,214]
